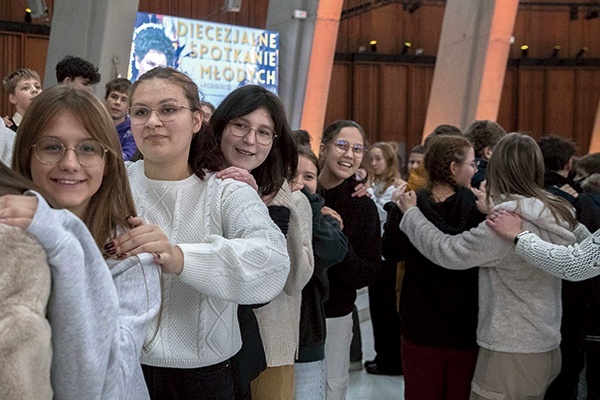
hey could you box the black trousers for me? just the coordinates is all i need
[367,259,402,369]
[142,361,235,400]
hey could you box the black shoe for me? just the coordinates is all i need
[364,359,377,368]
[365,363,403,376]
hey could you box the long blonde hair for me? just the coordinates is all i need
[486,132,577,228]
[12,85,137,249]
[368,142,401,193]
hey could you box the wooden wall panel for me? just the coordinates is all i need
[352,63,380,143]
[498,68,517,132]
[575,69,600,153]
[380,64,408,143]
[0,33,24,117]
[545,69,576,137]
[24,35,49,85]
[407,65,433,142]
[324,62,352,127]
[517,69,546,136]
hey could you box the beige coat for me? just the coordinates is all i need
[0,224,52,400]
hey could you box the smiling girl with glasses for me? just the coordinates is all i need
[317,120,381,399]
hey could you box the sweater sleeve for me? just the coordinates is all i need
[515,223,600,281]
[25,192,158,400]
[177,183,290,305]
[399,206,507,269]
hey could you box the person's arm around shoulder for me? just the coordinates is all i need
[177,180,290,305]
[397,189,506,269]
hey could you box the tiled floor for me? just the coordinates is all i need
[347,291,405,400]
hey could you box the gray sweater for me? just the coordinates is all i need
[26,192,161,400]
[400,196,576,353]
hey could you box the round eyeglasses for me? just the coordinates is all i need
[32,137,108,167]
[332,139,366,157]
[228,120,277,146]
[129,103,192,125]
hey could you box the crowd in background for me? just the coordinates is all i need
[1,56,600,400]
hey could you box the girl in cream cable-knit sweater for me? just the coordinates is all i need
[108,68,290,399]
[397,133,578,400]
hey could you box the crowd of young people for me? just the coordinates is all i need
[2,60,600,400]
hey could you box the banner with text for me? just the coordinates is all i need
[128,12,279,106]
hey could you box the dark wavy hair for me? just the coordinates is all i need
[210,85,297,196]
[55,55,101,84]
[424,135,472,191]
[129,67,225,180]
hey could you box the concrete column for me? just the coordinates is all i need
[423,0,518,140]
[589,94,600,153]
[44,0,140,95]
[266,0,343,146]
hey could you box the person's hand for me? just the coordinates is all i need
[2,116,13,128]
[392,183,408,203]
[393,178,407,188]
[322,206,344,230]
[559,184,578,198]
[0,194,38,229]
[106,216,184,274]
[472,180,493,215]
[396,189,417,213]
[289,179,304,193]
[352,183,371,198]
[216,166,258,192]
[486,209,523,241]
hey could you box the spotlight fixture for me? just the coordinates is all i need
[24,7,32,22]
[576,47,588,58]
[551,45,560,58]
[570,5,579,21]
[401,41,412,54]
[370,40,378,53]
[520,45,529,58]
[585,7,600,19]
[408,0,422,14]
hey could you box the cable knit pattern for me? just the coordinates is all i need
[515,224,600,281]
[400,196,576,353]
[127,162,290,369]
[254,184,314,366]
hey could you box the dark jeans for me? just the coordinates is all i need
[142,361,235,400]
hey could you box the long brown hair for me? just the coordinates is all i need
[424,135,472,191]
[486,132,577,228]
[12,85,137,249]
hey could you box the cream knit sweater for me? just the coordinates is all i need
[128,162,291,369]
[254,184,314,366]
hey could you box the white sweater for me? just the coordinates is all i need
[127,162,290,368]
[254,184,314,366]
[400,196,576,353]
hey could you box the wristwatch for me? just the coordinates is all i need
[513,230,531,245]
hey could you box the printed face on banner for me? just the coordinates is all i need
[128,12,279,107]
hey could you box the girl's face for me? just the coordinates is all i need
[451,147,477,188]
[220,106,274,172]
[320,127,365,181]
[9,77,42,115]
[130,79,202,171]
[369,148,388,177]
[295,155,318,194]
[407,152,424,173]
[30,111,106,219]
